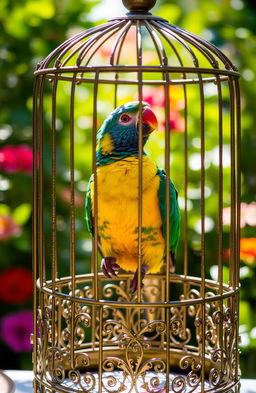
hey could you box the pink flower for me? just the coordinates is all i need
[223,202,256,228]
[169,110,185,133]
[61,187,84,208]
[135,86,185,133]
[1,310,33,352]
[0,215,21,240]
[244,202,256,226]
[0,144,33,173]
[98,27,137,64]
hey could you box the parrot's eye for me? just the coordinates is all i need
[120,114,131,123]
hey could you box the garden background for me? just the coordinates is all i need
[0,0,256,377]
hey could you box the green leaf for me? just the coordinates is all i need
[25,0,55,19]
[0,204,11,216]
[12,203,32,226]
[240,301,252,329]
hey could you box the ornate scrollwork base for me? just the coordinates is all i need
[34,275,240,393]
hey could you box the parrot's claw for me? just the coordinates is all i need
[130,264,149,294]
[169,253,175,273]
[101,257,120,278]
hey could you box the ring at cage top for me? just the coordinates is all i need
[32,0,241,392]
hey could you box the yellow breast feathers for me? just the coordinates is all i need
[90,156,165,273]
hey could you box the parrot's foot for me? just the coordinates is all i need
[130,264,149,294]
[169,253,175,273]
[101,257,120,278]
[170,261,175,273]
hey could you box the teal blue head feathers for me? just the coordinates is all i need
[96,101,158,165]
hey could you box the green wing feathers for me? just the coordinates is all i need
[85,175,94,236]
[157,168,180,257]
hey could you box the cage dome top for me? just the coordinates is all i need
[36,1,238,77]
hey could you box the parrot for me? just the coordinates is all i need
[85,101,180,293]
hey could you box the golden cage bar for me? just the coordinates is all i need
[32,0,241,392]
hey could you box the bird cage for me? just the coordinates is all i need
[32,0,241,392]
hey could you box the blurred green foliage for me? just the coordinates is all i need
[0,0,255,377]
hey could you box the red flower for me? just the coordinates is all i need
[0,267,33,304]
[0,215,21,240]
[0,144,33,173]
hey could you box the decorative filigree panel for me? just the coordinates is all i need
[35,277,239,393]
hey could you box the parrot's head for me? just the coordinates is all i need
[96,101,158,163]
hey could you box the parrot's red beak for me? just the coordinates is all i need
[141,106,158,135]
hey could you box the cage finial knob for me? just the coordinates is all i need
[122,0,157,13]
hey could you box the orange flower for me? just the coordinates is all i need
[240,238,256,264]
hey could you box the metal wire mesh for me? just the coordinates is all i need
[32,3,241,393]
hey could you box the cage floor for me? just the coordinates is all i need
[61,370,211,393]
